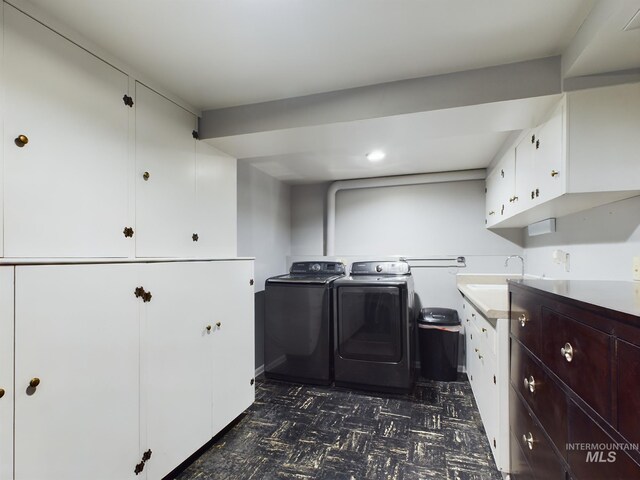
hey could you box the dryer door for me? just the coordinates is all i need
[337,286,403,363]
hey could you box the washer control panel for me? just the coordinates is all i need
[290,262,346,275]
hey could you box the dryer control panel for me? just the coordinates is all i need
[351,261,410,275]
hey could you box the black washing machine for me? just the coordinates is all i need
[264,261,345,385]
[333,260,415,393]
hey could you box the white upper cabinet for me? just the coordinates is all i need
[195,141,237,257]
[485,149,515,227]
[3,6,130,258]
[135,82,197,258]
[487,83,640,228]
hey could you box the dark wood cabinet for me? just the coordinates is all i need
[510,290,541,355]
[540,308,612,421]
[617,339,640,447]
[509,280,640,480]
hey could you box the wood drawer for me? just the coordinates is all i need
[617,339,640,446]
[541,308,611,421]
[511,339,568,457]
[510,387,566,480]
[511,291,541,355]
[510,431,535,480]
[568,400,640,480]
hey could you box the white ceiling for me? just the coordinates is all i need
[210,96,561,183]
[23,0,593,110]
[19,0,640,183]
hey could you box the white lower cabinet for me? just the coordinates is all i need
[1,260,255,480]
[13,264,140,480]
[0,268,15,480]
[143,262,215,479]
[211,261,255,435]
[461,299,509,473]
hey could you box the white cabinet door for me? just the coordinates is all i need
[135,82,197,258]
[514,133,536,214]
[143,262,214,480]
[3,6,130,258]
[195,141,238,257]
[14,264,140,480]
[534,104,565,204]
[0,268,14,480]
[211,260,255,435]
[485,167,501,227]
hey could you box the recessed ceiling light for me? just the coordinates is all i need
[366,150,385,162]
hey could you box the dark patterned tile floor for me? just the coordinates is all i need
[173,376,501,480]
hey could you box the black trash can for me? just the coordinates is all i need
[418,307,461,381]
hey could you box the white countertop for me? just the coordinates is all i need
[456,274,519,319]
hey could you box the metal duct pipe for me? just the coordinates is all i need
[325,169,486,255]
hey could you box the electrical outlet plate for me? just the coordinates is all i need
[633,256,640,281]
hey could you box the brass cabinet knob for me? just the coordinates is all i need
[15,134,29,147]
[478,353,483,360]
[474,348,479,353]
[481,327,487,333]
[143,171,150,181]
[518,313,528,327]
[0,388,5,399]
[29,378,40,388]
[523,375,536,393]
[522,432,534,450]
[551,170,559,177]
[561,342,574,362]
[216,321,221,328]
[206,325,212,331]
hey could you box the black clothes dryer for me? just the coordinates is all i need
[264,261,345,385]
[333,260,415,393]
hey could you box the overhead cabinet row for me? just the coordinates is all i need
[1,5,236,259]
[0,260,255,480]
[486,83,640,228]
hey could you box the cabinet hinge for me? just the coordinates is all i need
[134,287,152,303]
[192,130,199,139]
[249,278,254,286]
[500,169,504,178]
[531,134,535,144]
[134,449,152,475]
[493,438,497,448]
[250,378,255,386]
[123,94,134,107]
[123,227,134,238]
[493,374,496,384]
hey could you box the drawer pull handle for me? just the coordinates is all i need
[523,376,536,393]
[522,432,534,450]
[518,313,528,327]
[560,342,574,362]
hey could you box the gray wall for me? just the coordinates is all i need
[237,163,291,369]
[524,195,640,280]
[290,179,525,312]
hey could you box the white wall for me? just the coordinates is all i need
[291,183,327,255]
[524,195,640,280]
[237,163,291,369]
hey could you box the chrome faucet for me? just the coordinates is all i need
[505,255,524,277]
